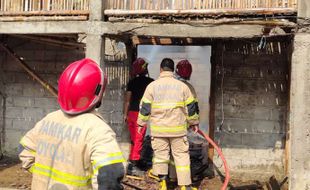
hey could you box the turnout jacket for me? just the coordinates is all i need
[137,71,199,137]
[19,110,126,190]
[183,80,198,99]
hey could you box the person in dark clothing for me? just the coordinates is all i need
[124,58,154,177]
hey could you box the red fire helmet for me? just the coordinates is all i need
[176,59,192,80]
[58,58,107,115]
[131,58,148,76]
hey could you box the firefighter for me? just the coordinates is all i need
[19,58,126,190]
[124,58,154,177]
[167,59,200,184]
[176,59,199,110]
[137,58,199,190]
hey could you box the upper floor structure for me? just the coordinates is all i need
[0,0,298,21]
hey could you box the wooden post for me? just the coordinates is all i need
[207,42,217,176]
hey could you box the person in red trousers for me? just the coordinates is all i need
[124,58,154,177]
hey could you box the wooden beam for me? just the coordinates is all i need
[0,21,87,34]
[0,21,296,37]
[0,16,88,21]
[131,36,214,45]
[104,8,297,16]
[102,22,271,38]
[11,34,85,50]
[131,36,173,45]
[0,43,58,97]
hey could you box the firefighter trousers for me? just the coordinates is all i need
[151,136,191,186]
[127,111,147,161]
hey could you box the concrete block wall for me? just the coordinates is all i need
[212,38,291,180]
[0,36,84,155]
[0,36,129,156]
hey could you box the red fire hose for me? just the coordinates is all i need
[198,129,230,190]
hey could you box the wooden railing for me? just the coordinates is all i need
[104,0,297,16]
[0,0,89,16]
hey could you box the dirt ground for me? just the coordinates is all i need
[0,156,285,190]
[0,156,31,189]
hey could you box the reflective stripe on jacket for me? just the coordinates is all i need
[19,110,126,190]
[137,71,199,137]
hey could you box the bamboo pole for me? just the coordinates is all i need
[145,0,148,10]
[117,0,120,9]
[30,0,32,11]
[50,0,53,10]
[129,0,133,10]
[107,0,110,9]
[0,43,58,97]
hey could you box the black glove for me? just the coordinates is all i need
[97,163,125,190]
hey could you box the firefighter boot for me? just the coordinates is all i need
[148,169,160,181]
[158,175,168,190]
[180,186,198,190]
[126,160,145,178]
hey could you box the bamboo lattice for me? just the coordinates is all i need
[0,0,89,14]
[105,0,297,10]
